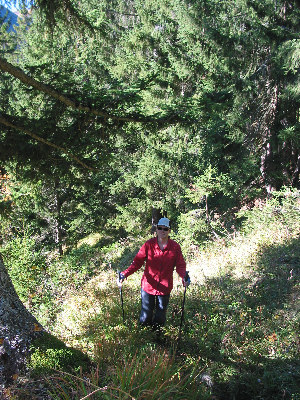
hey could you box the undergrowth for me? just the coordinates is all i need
[2,188,300,399]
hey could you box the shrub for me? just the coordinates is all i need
[29,332,90,375]
[0,228,45,304]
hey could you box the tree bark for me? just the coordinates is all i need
[260,142,275,194]
[292,153,300,188]
[151,208,163,233]
[0,255,42,387]
[54,180,64,256]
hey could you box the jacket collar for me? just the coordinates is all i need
[155,237,169,250]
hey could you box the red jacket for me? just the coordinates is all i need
[122,237,186,295]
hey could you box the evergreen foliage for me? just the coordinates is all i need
[1,0,299,234]
[0,1,299,397]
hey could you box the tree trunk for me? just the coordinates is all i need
[54,180,64,256]
[260,142,276,194]
[205,194,209,222]
[0,255,42,387]
[151,208,163,233]
[292,153,300,188]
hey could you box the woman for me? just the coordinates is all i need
[118,217,190,329]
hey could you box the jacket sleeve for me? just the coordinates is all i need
[122,242,148,278]
[175,243,186,279]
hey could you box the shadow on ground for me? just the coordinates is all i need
[177,236,300,399]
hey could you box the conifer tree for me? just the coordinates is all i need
[0,0,299,384]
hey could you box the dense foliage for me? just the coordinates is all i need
[1,0,299,252]
[0,1,299,398]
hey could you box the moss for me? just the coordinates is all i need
[28,331,91,375]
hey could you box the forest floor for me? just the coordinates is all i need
[3,194,300,399]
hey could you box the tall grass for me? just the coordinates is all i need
[48,350,208,399]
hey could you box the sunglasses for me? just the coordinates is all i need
[157,227,169,231]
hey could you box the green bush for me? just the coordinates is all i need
[174,209,229,258]
[175,209,210,254]
[0,229,45,304]
[29,332,90,375]
[238,187,300,236]
[47,244,100,289]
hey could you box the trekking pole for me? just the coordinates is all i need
[177,271,190,345]
[178,285,187,344]
[117,270,125,323]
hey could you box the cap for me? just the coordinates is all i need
[157,217,170,228]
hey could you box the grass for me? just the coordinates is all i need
[47,349,209,399]
[4,189,300,399]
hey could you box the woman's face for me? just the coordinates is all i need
[156,225,170,240]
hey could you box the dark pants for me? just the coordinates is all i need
[140,288,170,328]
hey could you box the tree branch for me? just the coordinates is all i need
[0,57,144,123]
[0,114,97,171]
